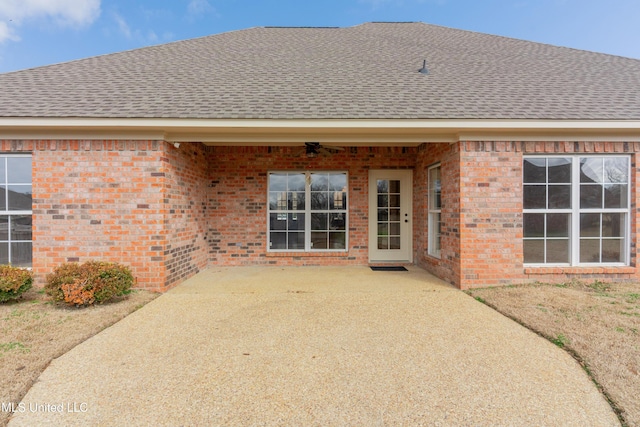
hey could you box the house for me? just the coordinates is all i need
[1,22,639,291]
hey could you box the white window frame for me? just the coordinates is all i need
[523,155,630,266]
[0,154,33,268]
[428,164,441,258]
[267,171,348,252]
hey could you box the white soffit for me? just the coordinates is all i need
[0,118,640,144]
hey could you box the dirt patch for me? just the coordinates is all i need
[0,288,158,426]
[468,281,640,427]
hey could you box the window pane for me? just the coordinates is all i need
[0,159,5,184]
[548,158,571,183]
[288,192,305,210]
[270,232,286,249]
[547,214,569,238]
[310,173,329,191]
[0,216,7,240]
[548,185,570,209]
[269,213,287,230]
[10,242,32,268]
[389,209,400,221]
[7,157,31,184]
[8,185,32,210]
[377,180,388,193]
[390,195,401,208]
[0,242,8,264]
[389,180,400,193]
[602,239,623,263]
[524,240,544,264]
[287,233,305,250]
[581,214,601,237]
[269,192,282,210]
[604,158,628,183]
[580,158,603,183]
[330,191,346,210]
[580,184,602,209]
[311,232,328,249]
[328,173,347,191]
[378,209,388,222]
[390,222,400,236]
[377,195,389,207]
[378,223,388,236]
[329,232,346,250]
[288,213,305,231]
[602,213,624,238]
[546,239,569,264]
[288,174,306,191]
[524,214,544,238]
[329,213,346,230]
[0,189,5,212]
[269,174,287,191]
[580,239,601,263]
[524,158,546,183]
[11,215,32,241]
[604,184,627,209]
[523,185,546,209]
[378,237,389,249]
[311,192,328,210]
[311,213,328,230]
[390,237,401,250]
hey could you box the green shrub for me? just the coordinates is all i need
[0,265,34,303]
[45,261,134,307]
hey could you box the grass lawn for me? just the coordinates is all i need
[467,281,640,427]
[0,288,158,427]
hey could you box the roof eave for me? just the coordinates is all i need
[1,117,640,145]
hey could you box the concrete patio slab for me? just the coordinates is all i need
[9,266,619,426]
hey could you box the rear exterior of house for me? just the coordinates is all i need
[1,23,640,290]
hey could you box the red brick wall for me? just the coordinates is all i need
[28,140,169,290]
[458,142,524,288]
[204,146,417,266]
[6,138,640,291]
[415,143,462,286]
[162,143,210,288]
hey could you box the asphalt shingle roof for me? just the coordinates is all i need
[1,22,640,120]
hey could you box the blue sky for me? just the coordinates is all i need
[0,0,639,73]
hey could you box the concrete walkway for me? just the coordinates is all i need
[9,266,618,426]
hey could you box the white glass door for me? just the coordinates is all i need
[369,170,413,262]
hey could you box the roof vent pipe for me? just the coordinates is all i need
[418,59,429,74]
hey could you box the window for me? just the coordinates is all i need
[0,155,32,267]
[268,172,348,251]
[523,156,629,265]
[428,164,442,258]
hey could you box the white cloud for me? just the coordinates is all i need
[0,20,19,43]
[187,0,215,16]
[113,12,131,39]
[0,0,100,43]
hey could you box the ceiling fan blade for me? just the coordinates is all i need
[323,145,345,152]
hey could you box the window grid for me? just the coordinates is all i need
[523,156,629,266]
[0,155,33,268]
[268,172,348,252]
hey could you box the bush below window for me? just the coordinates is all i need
[45,261,134,307]
[0,265,33,303]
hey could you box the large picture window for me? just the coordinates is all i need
[0,155,32,267]
[523,156,629,265]
[268,172,348,251]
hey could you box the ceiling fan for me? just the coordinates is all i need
[298,142,345,158]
